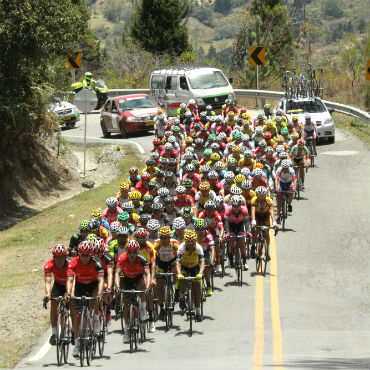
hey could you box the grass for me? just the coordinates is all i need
[333,112,370,146]
[0,145,144,368]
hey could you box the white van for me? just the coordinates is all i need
[150,66,235,115]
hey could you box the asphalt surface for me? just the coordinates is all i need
[19,119,370,370]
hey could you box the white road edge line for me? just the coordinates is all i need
[26,339,51,362]
[62,135,146,154]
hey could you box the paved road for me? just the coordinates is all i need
[20,127,370,369]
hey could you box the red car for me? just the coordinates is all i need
[100,94,160,138]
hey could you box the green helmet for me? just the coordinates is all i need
[228,157,237,165]
[234,131,242,139]
[182,178,193,188]
[85,72,92,80]
[79,219,90,231]
[264,103,270,110]
[204,149,212,156]
[281,127,289,135]
[118,211,130,223]
[86,233,97,242]
[194,218,206,230]
[173,125,180,132]
[208,134,216,142]
[181,206,194,217]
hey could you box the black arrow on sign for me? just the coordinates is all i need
[68,55,80,69]
[251,47,264,65]
[368,65,370,74]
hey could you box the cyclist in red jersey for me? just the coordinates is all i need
[115,240,151,343]
[44,244,70,345]
[65,241,104,358]
[174,185,195,213]
[135,172,151,196]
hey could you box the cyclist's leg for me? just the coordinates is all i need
[227,234,236,266]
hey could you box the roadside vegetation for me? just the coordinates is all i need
[0,145,143,368]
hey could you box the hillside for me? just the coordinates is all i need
[84,0,370,61]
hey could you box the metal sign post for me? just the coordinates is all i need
[73,89,98,175]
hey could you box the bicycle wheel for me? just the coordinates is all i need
[164,285,171,330]
[263,241,270,277]
[120,294,125,333]
[98,307,105,357]
[187,290,193,337]
[200,279,205,317]
[86,316,93,366]
[63,313,71,363]
[168,283,174,326]
[220,241,226,278]
[79,313,87,367]
[255,241,262,274]
[56,311,64,366]
[295,171,300,200]
[235,247,243,287]
[281,198,286,231]
[152,287,159,322]
[129,305,135,353]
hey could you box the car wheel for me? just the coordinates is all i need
[328,136,335,144]
[66,121,76,129]
[100,121,111,138]
[120,122,128,138]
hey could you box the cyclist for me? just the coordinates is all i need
[108,226,130,263]
[187,99,199,116]
[224,195,250,270]
[128,166,141,187]
[206,104,216,117]
[135,172,151,196]
[151,202,170,227]
[250,187,278,260]
[181,206,197,230]
[176,230,205,322]
[91,209,110,231]
[177,103,190,123]
[174,185,195,213]
[68,220,89,256]
[115,182,131,208]
[103,197,123,225]
[65,241,104,357]
[303,113,318,154]
[146,219,161,244]
[275,159,297,223]
[194,219,215,296]
[44,244,70,345]
[171,217,186,242]
[153,226,179,319]
[115,240,151,343]
[290,138,310,189]
[195,181,216,213]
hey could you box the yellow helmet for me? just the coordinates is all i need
[129,190,142,200]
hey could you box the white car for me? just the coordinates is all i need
[50,97,80,128]
[276,97,335,143]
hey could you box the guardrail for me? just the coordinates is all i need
[108,88,370,124]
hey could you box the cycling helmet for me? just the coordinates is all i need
[117,211,130,223]
[152,203,164,213]
[195,138,203,146]
[259,140,267,147]
[210,152,220,161]
[275,145,285,154]
[146,219,160,231]
[182,178,194,188]
[88,218,100,232]
[92,238,105,256]
[106,196,118,207]
[195,218,206,230]
[116,226,129,235]
[185,164,195,172]
[232,146,240,153]
[181,206,194,217]
[257,113,265,121]
[185,136,193,144]
[147,181,160,190]
[164,171,174,179]
[224,171,235,180]
[235,174,246,183]
[254,162,264,169]
[230,195,242,206]
[292,115,298,122]
[230,186,242,195]
[164,196,175,204]
[279,152,289,159]
[264,103,271,110]
[153,138,161,145]
[158,188,170,197]
[52,244,68,257]
[164,142,173,150]
[167,136,176,144]
[281,159,290,168]
[199,181,210,191]
[180,103,186,109]
[214,195,224,207]
[276,135,284,143]
[275,116,282,123]
[122,202,134,212]
[159,226,171,237]
[255,126,263,134]
[291,132,299,138]
[173,217,186,230]
[164,131,172,137]
[129,190,142,200]
[242,134,250,142]
[79,219,90,232]
[126,240,140,251]
[151,151,160,160]
[265,147,274,154]
[173,125,180,132]
[139,213,152,223]
[234,131,242,139]
[240,168,251,177]
[168,158,177,165]
[146,159,155,166]
[213,161,224,171]
[141,172,151,180]
[142,194,153,202]
[305,113,311,120]
[253,168,263,177]
[298,138,304,145]
[134,227,148,239]
[184,230,197,242]
[208,170,218,179]
[244,150,253,158]
[120,182,130,191]
[78,240,93,254]
[204,149,212,157]
[182,152,192,160]
[201,164,211,174]
[241,180,252,190]
[204,200,216,210]
[264,132,272,140]
[176,185,186,195]
[91,209,102,218]
[281,128,289,135]
[211,142,220,150]
[110,221,121,234]
[255,186,268,196]
[188,99,195,105]
[85,72,92,80]
[206,105,212,110]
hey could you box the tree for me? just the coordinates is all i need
[130,0,191,56]
[214,0,232,14]
[207,45,217,61]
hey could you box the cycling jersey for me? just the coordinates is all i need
[174,195,195,210]
[138,242,155,265]
[198,231,214,251]
[198,210,223,235]
[251,196,274,215]
[224,206,249,234]
[67,256,104,284]
[194,190,216,207]
[176,243,204,269]
[117,253,149,278]
[275,167,296,183]
[98,253,114,275]
[103,207,123,225]
[153,240,179,262]
[44,258,69,285]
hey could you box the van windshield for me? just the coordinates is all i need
[286,100,326,113]
[188,71,229,89]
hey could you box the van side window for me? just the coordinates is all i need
[151,75,164,89]
[180,76,189,90]
[166,76,177,90]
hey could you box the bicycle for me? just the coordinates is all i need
[254,226,278,276]
[293,165,308,200]
[72,296,98,367]
[120,290,146,353]
[305,137,316,167]
[156,273,176,331]
[227,234,244,287]
[275,189,294,231]
[219,238,227,278]
[43,297,72,366]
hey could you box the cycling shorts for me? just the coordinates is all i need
[156,258,176,273]
[122,275,144,291]
[51,281,66,297]
[228,222,246,237]
[304,129,315,138]
[278,180,293,192]
[255,214,270,226]
[73,281,98,309]
[181,266,200,277]
[292,157,304,166]
[203,249,211,263]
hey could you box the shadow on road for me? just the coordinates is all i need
[281,357,370,369]
[223,280,250,287]
[175,329,204,337]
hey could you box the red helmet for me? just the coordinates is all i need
[129,166,138,174]
[92,238,105,256]
[153,138,161,145]
[126,240,140,251]
[298,138,304,145]
[264,132,272,140]
[78,240,93,254]
[240,107,247,113]
[134,227,148,239]
[141,172,151,180]
[194,115,200,122]
[52,244,68,257]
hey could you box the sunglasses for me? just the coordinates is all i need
[80,253,91,257]
[136,238,146,243]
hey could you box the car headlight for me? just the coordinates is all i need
[126,117,136,122]
[324,118,334,125]
[196,98,205,106]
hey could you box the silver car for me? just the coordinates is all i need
[276,97,335,143]
[50,97,80,128]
